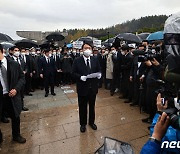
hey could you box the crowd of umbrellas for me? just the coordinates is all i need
[0,30,164,50]
[0,32,65,50]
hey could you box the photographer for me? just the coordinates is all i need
[141,94,180,154]
[142,57,164,123]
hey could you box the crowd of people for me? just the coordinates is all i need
[0,38,179,153]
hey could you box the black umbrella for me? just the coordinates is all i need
[116,33,142,43]
[138,33,150,41]
[78,37,93,42]
[0,33,13,42]
[46,32,65,42]
[0,42,15,50]
[15,39,38,48]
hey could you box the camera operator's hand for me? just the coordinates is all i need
[151,58,160,66]
[152,112,170,141]
[157,93,168,111]
[145,60,152,67]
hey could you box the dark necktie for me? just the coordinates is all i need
[48,58,50,64]
[0,62,9,92]
[86,59,91,74]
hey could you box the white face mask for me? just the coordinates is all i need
[21,52,26,56]
[14,51,20,57]
[111,50,116,54]
[49,54,52,57]
[3,53,6,56]
[26,52,29,55]
[57,52,60,54]
[53,52,56,55]
[31,51,36,55]
[121,51,125,55]
[80,52,83,56]
[105,51,109,55]
[83,49,92,57]
[37,51,41,54]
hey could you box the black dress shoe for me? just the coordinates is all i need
[22,107,29,111]
[110,92,114,96]
[142,117,152,124]
[80,125,86,133]
[51,93,56,96]
[89,124,97,130]
[1,117,10,123]
[0,130,3,144]
[124,100,131,103]
[45,93,48,97]
[130,103,138,107]
[13,135,26,144]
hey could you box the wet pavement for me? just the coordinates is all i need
[0,85,150,154]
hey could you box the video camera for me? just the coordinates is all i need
[156,79,180,130]
[138,47,161,62]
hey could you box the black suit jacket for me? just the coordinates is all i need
[97,54,107,74]
[72,56,101,96]
[130,56,147,80]
[0,58,25,117]
[39,56,56,76]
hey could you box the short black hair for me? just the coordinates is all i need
[43,48,50,53]
[121,45,129,51]
[82,41,93,49]
[0,44,3,53]
[9,46,18,51]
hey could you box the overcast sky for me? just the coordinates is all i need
[0,0,180,39]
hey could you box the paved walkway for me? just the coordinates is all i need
[0,85,150,154]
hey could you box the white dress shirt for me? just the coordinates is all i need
[83,55,91,68]
[0,57,8,94]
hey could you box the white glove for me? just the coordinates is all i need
[80,76,87,81]
[97,73,102,79]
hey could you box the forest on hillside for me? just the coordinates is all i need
[64,15,168,42]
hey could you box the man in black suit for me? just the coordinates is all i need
[120,45,133,103]
[97,49,107,88]
[39,49,56,97]
[110,46,122,96]
[0,44,26,143]
[72,42,101,133]
[129,51,147,106]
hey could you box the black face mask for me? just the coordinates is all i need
[9,52,13,56]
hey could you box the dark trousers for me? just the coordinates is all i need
[78,89,96,126]
[44,73,55,94]
[63,72,71,84]
[3,96,20,138]
[146,85,158,119]
[25,73,32,94]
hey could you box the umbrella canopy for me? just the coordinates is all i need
[0,33,13,42]
[138,33,150,41]
[15,39,38,48]
[66,43,72,48]
[116,33,142,43]
[46,32,65,42]
[146,31,164,41]
[0,41,14,50]
[102,38,115,47]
